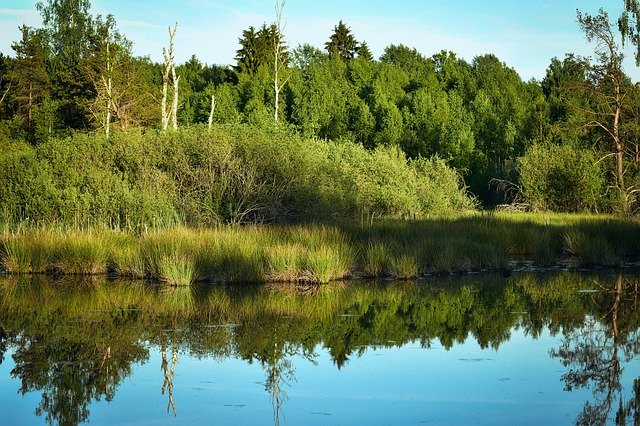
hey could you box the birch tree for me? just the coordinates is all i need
[87,14,130,137]
[619,0,640,65]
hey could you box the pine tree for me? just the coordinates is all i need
[357,41,373,61]
[9,25,50,136]
[325,20,359,61]
[235,24,288,75]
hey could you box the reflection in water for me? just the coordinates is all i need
[1,272,640,424]
[160,340,179,416]
[550,275,640,425]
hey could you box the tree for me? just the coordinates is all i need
[161,23,179,131]
[291,43,325,70]
[358,41,373,61]
[9,25,50,137]
[85,14,132,136]
[272,0,290,122]
[619,0,640,66]
[577,8,629,211]
[36,0,95,130]
[0,54,11,112]
[325,20,359,61]
[235,24,286,76]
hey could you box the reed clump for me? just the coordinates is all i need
[2,213,640,282]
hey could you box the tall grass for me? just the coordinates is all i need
[2,213,640,282]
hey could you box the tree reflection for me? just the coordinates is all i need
[160,338,179,416]
[10,334,147,425]
[263,343,296,426]
[550,275,640,425]
[0,326,7,365]
[3,272,640,424]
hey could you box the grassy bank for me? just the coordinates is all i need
[2,213,640,284]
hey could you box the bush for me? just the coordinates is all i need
[0,124,475,228]
[518,143,605,212]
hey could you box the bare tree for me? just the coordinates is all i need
[0,81,10,107]
[273,0,290,122]
[161,23,179,131]
[207,92,215,128]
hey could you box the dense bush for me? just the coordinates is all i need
[0,124,474,228]
[518,143,605,212]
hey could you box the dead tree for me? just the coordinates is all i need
[273,0,290,122]
[207,92,215,128]
[161,23,179,131]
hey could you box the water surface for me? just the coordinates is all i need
[1,271,639,425]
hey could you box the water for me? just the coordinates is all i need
[1,271,639,425]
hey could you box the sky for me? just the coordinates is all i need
[1,0,639,82]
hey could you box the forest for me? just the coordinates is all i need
[1,0,640,227]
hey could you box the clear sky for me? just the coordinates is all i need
[1,0,639,82]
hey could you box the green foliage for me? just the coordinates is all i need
[235,24,287,75]
[519,143,605,212]
[0,125,473,229]
[325,20,359,61]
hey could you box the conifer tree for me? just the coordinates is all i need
[325,20,359,61]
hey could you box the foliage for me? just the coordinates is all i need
[0,125,473,228]
[0,1,639,213]
[325,21,359,61]
[518,143,605,212]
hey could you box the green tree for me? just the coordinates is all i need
[519,143,605,212]
[291,43,325,71]
[36,0,96,130]
[9,25,50,140]
[619,0,640,65]
[468,54,529,204]
[325,20,359,61]
[84,13,133,135]
[235,26,261,75]
[357,41,373,61]
[235,24,287,76]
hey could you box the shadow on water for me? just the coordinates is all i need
[1,271,640,424]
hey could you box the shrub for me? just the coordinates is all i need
[518,143,605,212]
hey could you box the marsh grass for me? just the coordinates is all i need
[361,242,388,277]
[2,236,32,273]
[264,243,304,281]
[388,254,419,279]
[50,231,112,275]
[2,213,640,281]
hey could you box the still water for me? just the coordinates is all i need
[1,271,640,425]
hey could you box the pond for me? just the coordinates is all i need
[1,270,640,425]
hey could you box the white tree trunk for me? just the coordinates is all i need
[208,92,215,128]
[162,24,178,131]
[273,0,288,123]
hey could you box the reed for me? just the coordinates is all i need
[2,213,640,282]
[388,254,419,279]
[264,243,304,282]
[304,244,352,283]
[2,235,32,273]
[49,231,112,275]
[361,242,389,277]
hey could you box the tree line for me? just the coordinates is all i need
[1,0,640,212]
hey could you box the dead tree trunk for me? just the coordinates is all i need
[104,42,113,137]
[273,0,289,123]
[162,23,179,131]
[207,92,215,128]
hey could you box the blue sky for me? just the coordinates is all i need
[1,0,639,82]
